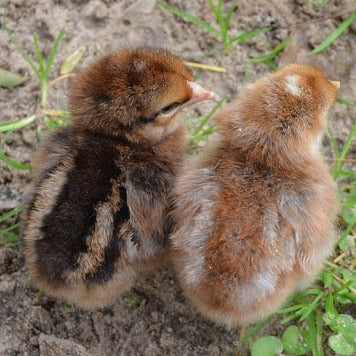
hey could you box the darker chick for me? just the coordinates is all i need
[171,64,340,327]
[22,48,214,309]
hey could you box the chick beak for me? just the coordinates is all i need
[331,80,340,89]
[185,82,216,107]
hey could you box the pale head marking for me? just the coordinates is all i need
[133,59,146,71]
[331,80,340,89]
[285,75,302,96]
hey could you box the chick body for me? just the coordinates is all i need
[22,48,213,309]
[171,64,340,327]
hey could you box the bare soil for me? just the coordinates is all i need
[0,0,355,355]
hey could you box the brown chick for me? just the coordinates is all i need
[22,48,214,309]
[170,64,340,327]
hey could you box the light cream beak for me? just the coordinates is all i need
[331,80,340,89]
[186,81,216,106]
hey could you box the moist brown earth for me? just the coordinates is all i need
[0,0,355,355]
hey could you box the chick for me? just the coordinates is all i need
[22,48,214,309]
[171,64,340,327]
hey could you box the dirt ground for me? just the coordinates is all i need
[0,0,355,355]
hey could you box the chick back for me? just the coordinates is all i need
[22,126,181,308]
[172,148,338,326]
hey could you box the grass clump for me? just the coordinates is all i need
[0,206,23,248]
[309,12,356,55]
[3,12,66,109]
[186,96,227,153]
[0,13,85,248]
[248,38,292,68]
[0,13,71,172]
[158,0,269,50]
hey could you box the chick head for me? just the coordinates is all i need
[69,48,214,143]
[218,64,339,161]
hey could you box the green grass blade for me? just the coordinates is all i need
[33,34,45,75]
[281,307,306,324]
[0,227,20,247]
[1,222,20,234]
[2,12,40,79]
[277,304,304,314]
[157,1,220,36]
[309,12,356,54]
[222,0,239,45]
[315,313,324,356]
[0,231,19,240]
[193,125,217,141]
[214,7,225,43]
[325,294,337,315]
[232,27,270,44]
[225,0,239,26]
[217,0,223,18]
[302,288,325,296]
[334,279,353,295]
[207,0,222,26]
[343,196,356,209]
[0,150,31,170]
[336,97,354,107]
[190,126,217,149]
[289,291,308,305]
[332,122,356,179]
[237,315,275,345]
[208,0,217,15]
[327,127,340,157]
[45,29,66,76]
[0,115,36,132]
[249,38,292,63]
[0,206,23,223]
[207,0,218,15]
[337,170,355,178]
[299,293,324,321]
[337,214,356,251]
[242,62,251,83]
[322,270,333,288]
[304,313,323,356]
[0,232,20,246]
[337,121,356,159]
[191,96,227,138]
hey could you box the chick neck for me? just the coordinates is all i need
[219,111,325,173]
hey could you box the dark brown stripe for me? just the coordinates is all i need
[35,134,121,282]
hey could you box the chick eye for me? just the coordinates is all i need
[159,102,181,114]
[138,101,185,125]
